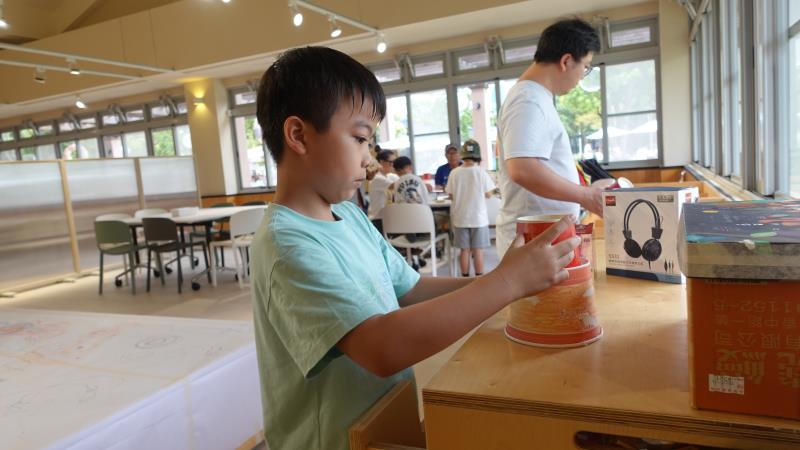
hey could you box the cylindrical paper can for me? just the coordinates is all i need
[505,260,602,347]
[516,214,580,267]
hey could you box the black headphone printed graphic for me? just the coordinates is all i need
[622,199,663,268]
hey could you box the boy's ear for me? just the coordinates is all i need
[283,116,308,156]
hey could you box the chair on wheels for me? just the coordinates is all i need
[209,208,266,288]
[190,202,234,267]
[143,217,210,293]
[382,203,452,277]
[94,220,142,295]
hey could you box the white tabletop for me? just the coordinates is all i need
[121,205,267,226]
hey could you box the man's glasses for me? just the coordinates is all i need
[583,65,594,79]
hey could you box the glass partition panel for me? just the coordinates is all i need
[140,157,198,211]
[410,89,449,175]
[0,162,74,291]
[66,159,139,270]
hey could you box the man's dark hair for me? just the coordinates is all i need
[376,149,395,162]
[533,18,601,64]
[256,46,386,164]
[445,144,458,154]
[393,156,412,172]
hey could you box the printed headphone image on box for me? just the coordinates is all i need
[622,199,663,267]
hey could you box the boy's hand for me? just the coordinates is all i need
[495,215,580,301]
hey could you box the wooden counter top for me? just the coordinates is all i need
[422,271,800,449]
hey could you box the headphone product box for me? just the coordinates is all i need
[677,200,800,420]
[602,187,699,283]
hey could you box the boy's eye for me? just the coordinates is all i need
[354,136,368,144]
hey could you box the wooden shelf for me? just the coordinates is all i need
[422,270,800,449]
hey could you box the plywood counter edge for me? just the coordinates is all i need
[422,388,800,444]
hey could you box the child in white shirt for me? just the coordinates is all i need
[446,139,496,276]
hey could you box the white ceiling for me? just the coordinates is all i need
[0,0,653,119]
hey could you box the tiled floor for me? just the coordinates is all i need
[2,244,501,427]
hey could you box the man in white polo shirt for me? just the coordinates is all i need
[496,18,614,257]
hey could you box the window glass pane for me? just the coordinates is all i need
[151,128,176,157]
[607,113,658,162]
[102,113,120,126]
[410,89,449,175]
[102,135,124,158]
[457,81,498,170]
[175,124,193,156]
[61,139,100,159]
[124,131,148,157]
[499,78,517,103]
[0,149,16,160]
[125,108,145,122]
[20,147,36,160]
[19,127,35,139]
[233,91,256,105]
[150,104,171,118]
[373,66,401,83]
[377,95,410,157]
[79,116,97,130]
[234,115,269,189]
[503,44,537,64]
[37,123,54,136]
[59,141,75,159]
[78,138,100,159]
[791,2,800,27]
[791,34,800,197]
[176,101,188,115]
[0,130,14,142]
[413,60,444,78]
[36,144,56,160]
[610,26,652,47]
[557,69,603,162]
[606,60,657,114]
[457,52,490,71]
[59,120,76,133]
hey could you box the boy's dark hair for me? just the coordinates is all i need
[392,156,412,172]
[376,149,395,162]
[256,46,387,164]
[533,18,601,64]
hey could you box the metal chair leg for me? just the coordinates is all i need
[129,251,136,295]
[146,248,152,292]
[177,252,183,294]
[99,252,104,295]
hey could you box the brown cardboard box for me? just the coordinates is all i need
[680,200,800,419]
[688,278,800,419]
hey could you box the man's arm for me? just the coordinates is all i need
[337,217,579,377]
[506,157,606,215]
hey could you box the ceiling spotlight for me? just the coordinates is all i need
[290,3,303,27]
[0,0,8,29]
[75,96,87,109]
[329,16,342,38]
[67,59,80,76]
[376,34,387,54]
[33,67,46,84]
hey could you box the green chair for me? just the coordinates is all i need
[143,217,211,293]
[95,220,141,295]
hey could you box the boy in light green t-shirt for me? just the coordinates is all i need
[250,46,579,450]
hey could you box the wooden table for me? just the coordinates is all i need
[422,271,800,449]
